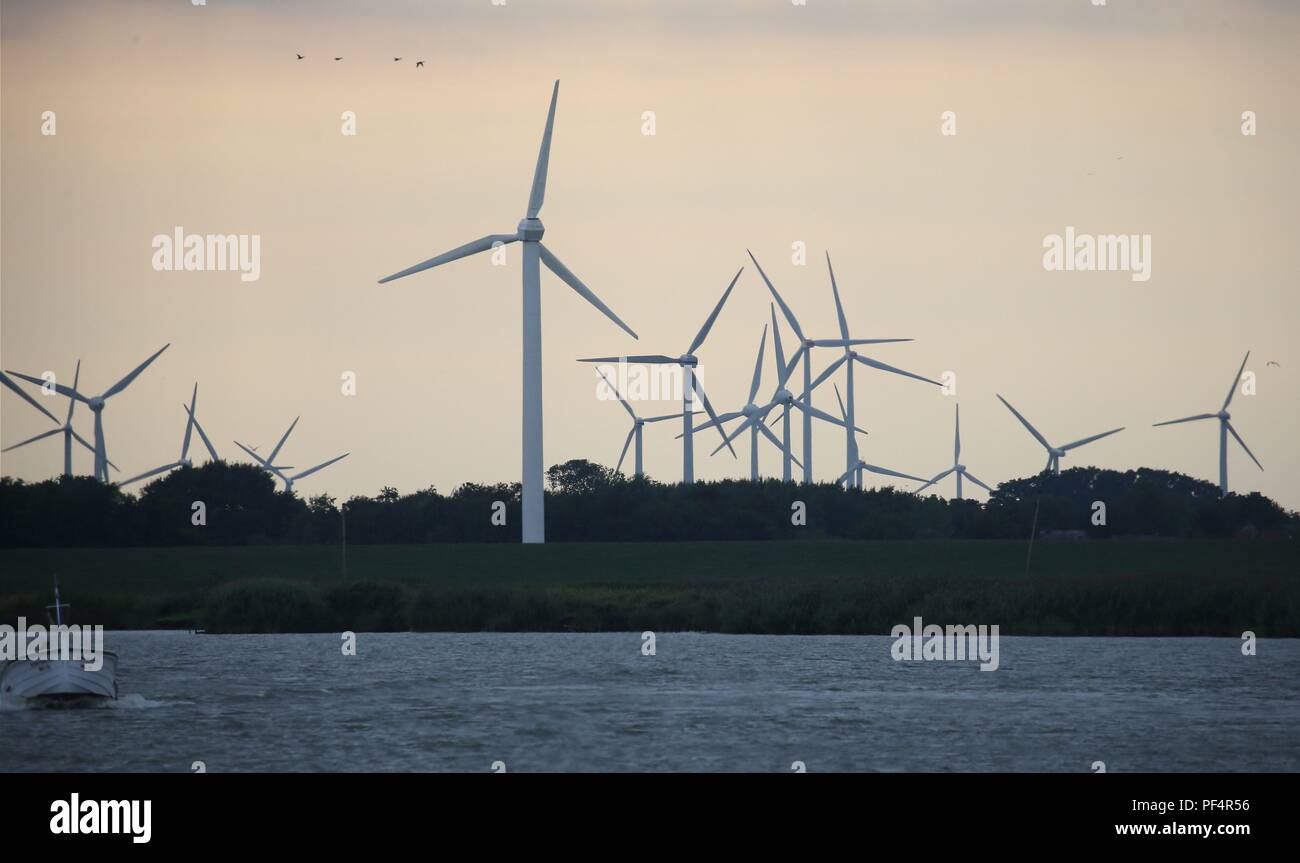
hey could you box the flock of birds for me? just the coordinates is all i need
[298,54,425,67]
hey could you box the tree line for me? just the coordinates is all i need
[0,459,1293,548]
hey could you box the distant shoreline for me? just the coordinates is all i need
[2,539,1295,637]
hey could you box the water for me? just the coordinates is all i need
[2,632,1296,772]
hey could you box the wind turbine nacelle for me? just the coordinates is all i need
[679,354,699,367]
[741,404,760,418]
[517,218,544,241]
[1218,410,1230,420]
[774,388,793,403]
[88,397,106,410]
[1051,448,1066,459]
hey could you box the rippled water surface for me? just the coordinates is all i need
[3,632,1296,772]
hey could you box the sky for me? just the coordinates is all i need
[2,0,1298,509]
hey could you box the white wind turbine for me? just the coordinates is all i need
[997,394,1124,475]
[1152,351,1262,496]
[795,255,940,483]
[917,404,994,499]
[593,368,694,478]
[750,250,911,484]
[235,418,347,494]
[121,384,220,486]
[829,384,927,489]
[578,269,743,482]
[705,305,861,481]
[7,344,170,482]
[1,362,112,478]
[378,80,636,544]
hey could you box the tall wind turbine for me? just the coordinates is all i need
[917,404,994,499]
[1,362,111,477]
[121,384,220,486]
[706,305,859,481]
[830,384,926,489]
[578,269,742,483]
[594,368,693,477]
[378,80,637,544]
[7,344,170,482]
[997,394,1124,475]
[1153,351,1262,496]
[796,255,939,482]
[750,250,910,484]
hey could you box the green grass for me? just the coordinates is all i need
[0,540,1295,635]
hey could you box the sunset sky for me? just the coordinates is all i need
[2,0,1297,508]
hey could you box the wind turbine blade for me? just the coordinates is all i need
[578,355,675,364]
[781,344,807,386]
[1,372,62,422]
[267,416,299,464]
[615,426,635,473]
[66,360,81,424]
[756,421,800,469]
[642,412,688,423]
[688,267,743,354]
[103,343,170,399]
[961,469,994,492]
[799,353,849,401]
[681,409,742,437]
[835,466,857,486]
[997,394,1051,451]
[748,250,803,342]
[1,427,63,452]
[121,462,181,486]
[235,440,280,476]
[954,404,961,464]
[810,338,912,348]
[1222,351,1250,410]
[1225,421,1263,471]
[917,467,956,493]
[747,325,768,405]
[692,378,737,458]
[539,244,637,339]
[792,399,864,434]
[826,252,849,341]
[181,404,196,461]
[833,383,847,422]
[1060,427,1124,451]
[186,406,219,461]
[526,80,560,219]
[860,463,927,483]
[595,368,637,421]
[70,429,97,455]
[713,413,762,456]
[769,304,788,385]
[1153,413,1215,427]
[852,353,941,386]
[291,452,349,481]
[378,234,518,284]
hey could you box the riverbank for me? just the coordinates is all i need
[1,539,1295,635]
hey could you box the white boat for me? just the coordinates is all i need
[0,582,117,706]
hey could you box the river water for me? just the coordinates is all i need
[2,632,1296,772]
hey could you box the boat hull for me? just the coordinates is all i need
[0,652,118,704]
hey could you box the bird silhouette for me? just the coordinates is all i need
[296,54,304,60]
[393,57,402,62]
[1267,360,1280,367]
[416,60,424,68]
[333,57,343,61]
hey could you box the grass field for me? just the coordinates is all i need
[1,539,1296,635]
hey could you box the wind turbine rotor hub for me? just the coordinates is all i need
[517,218,545,241]
[88,397,105,411]
[956,464,965,472]
[1052,448,1065,458]
[679,354,698,367]
[1218,410,1230,420]
[774,388,792,403]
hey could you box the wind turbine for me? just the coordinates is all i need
[1,362,113,477]
[829,384,926,489]
[378,80,637,544]
[7,344,170,482]
[121,384,220,486]
[1152,351,1262,496]
[234,417,347,494]
[593,368,694,477]
[2,371,59,425]
[750,250,911,484]
[578,269,742,483]
[795,255,939,483]
[997,394,1124,475]
[917,404,994,499]
[706,305,860,481]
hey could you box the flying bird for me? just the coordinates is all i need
[393,57,402,62]
[333,57,343,61]
[1267,360,1280,367]
[296,54,304,60]
[416,60,424,68]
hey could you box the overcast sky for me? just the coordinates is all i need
[2,0,1297,508]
